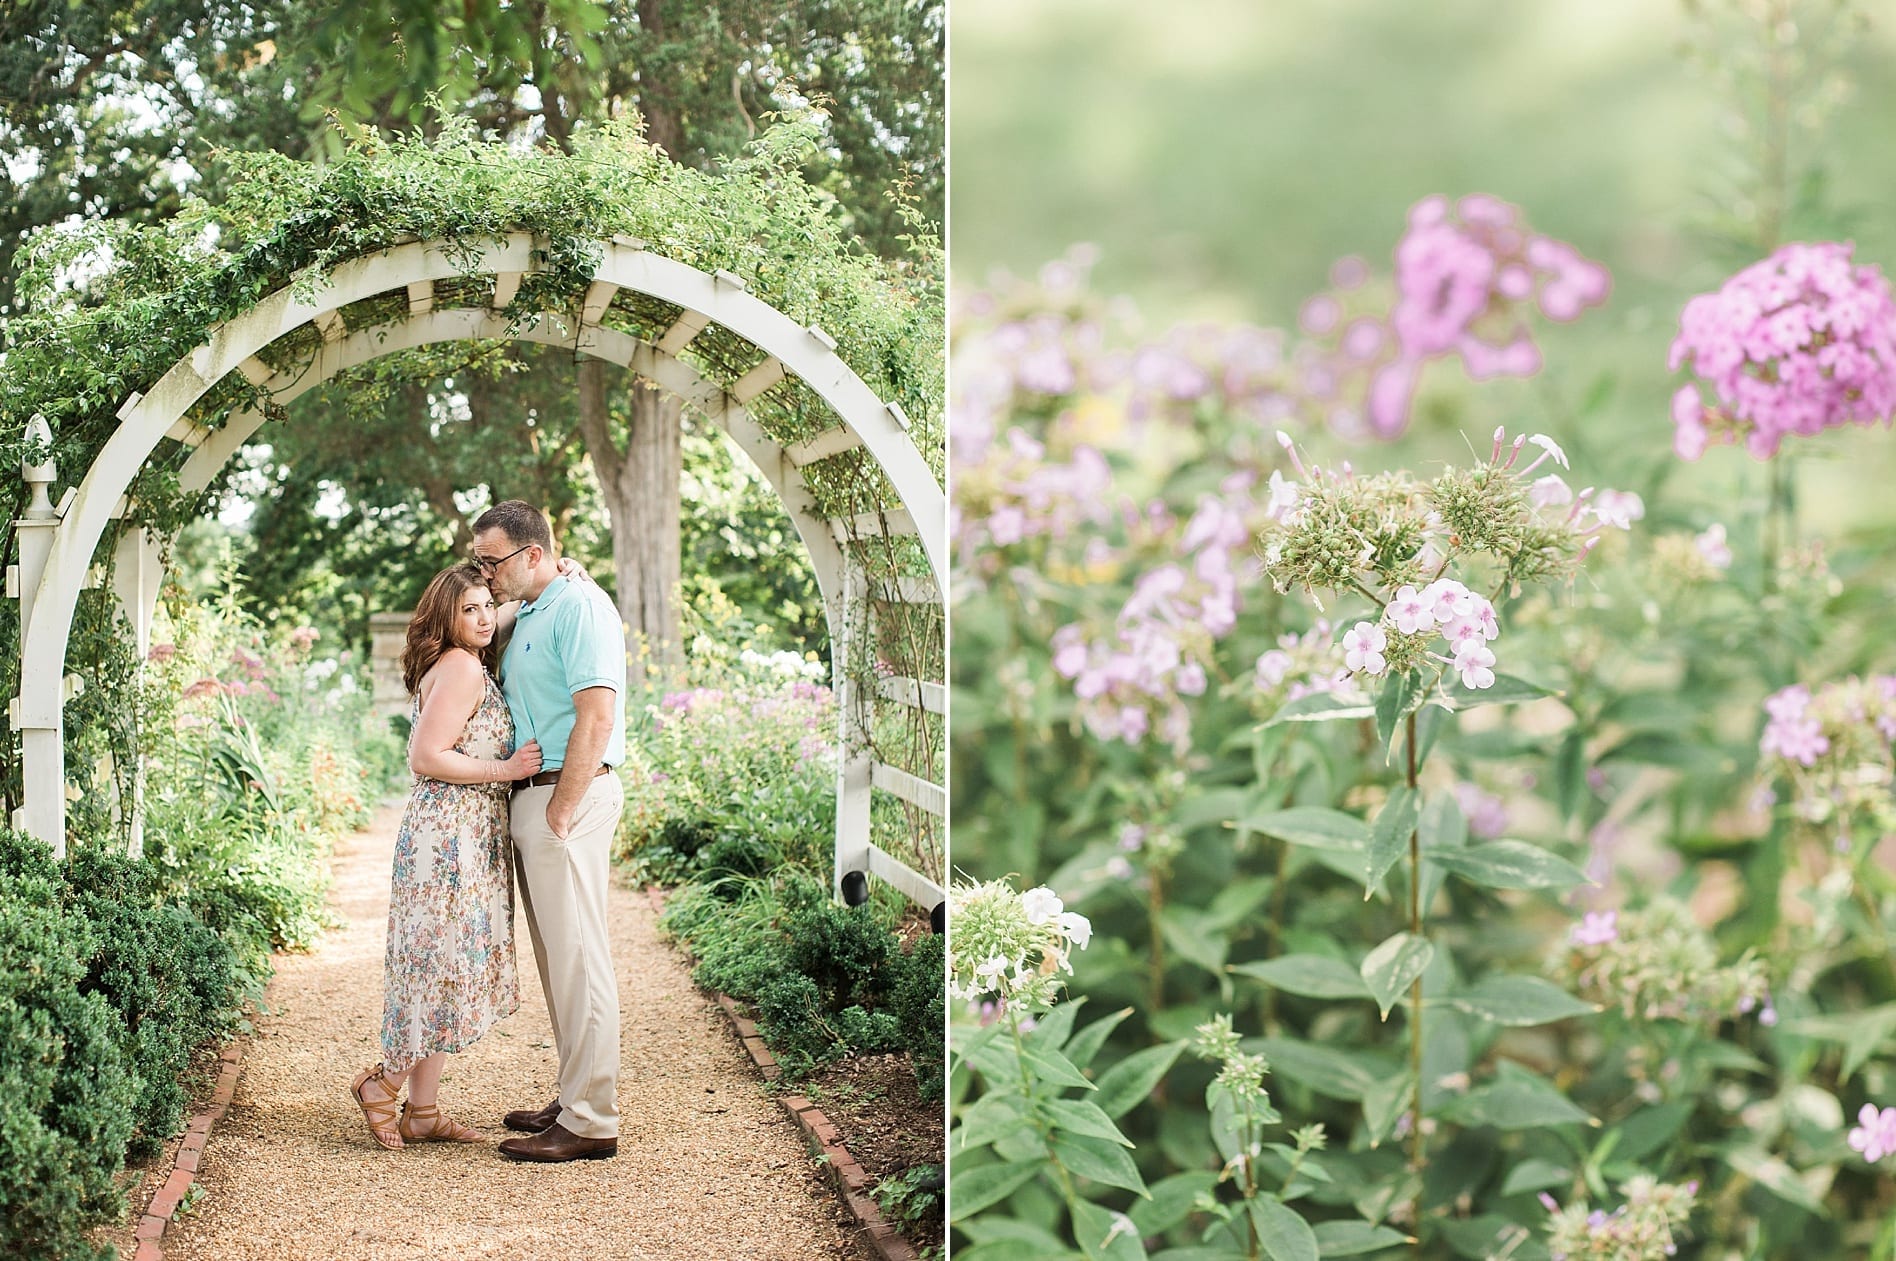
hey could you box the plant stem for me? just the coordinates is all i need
[1008,1004,1084,1220]
[1405,710,1426,1184]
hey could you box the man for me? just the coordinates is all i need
[470,500,627,1163]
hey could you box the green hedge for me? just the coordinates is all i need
[0,829,251,1258]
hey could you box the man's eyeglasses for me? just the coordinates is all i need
[471,543,532,574]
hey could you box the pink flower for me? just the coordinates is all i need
[1849,1104,1896,1163]
[1451,640,1496,690]
[1570,910,1619,947]
[1342,621,1388,676]
[1387,585,1435,635]
[1669,241,1896,460]
[1695,523,1733,570]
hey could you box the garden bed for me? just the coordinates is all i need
[791,1052,944,1257]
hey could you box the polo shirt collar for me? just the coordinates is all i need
[518,574,573,617]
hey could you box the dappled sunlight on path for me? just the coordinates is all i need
[160,801,873,1261]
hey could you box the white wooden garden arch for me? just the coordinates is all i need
[11,233,945,917]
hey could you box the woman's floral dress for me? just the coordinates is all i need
[381,671,519,1071]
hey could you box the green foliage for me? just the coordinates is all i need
[59,843,242,1159]
[890,932,947,1098]
[0,859,134,1261]
[785,897,894,1011]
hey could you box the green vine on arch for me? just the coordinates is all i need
[0,113,944,850]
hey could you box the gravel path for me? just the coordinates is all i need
[161,800,875,1261]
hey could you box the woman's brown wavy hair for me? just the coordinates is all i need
[400,563,500,695]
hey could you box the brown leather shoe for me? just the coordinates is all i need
[497,1120,618,1163]
[502,1098,562,1133]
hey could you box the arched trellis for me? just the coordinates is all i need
[11,233,945,915]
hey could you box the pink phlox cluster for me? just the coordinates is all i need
[1758,675,1896,824]
[1253,619,1362,707]
[1760,684,1830,767]
[951,422,1116,576]
[1052,482,1259,750]
[1848,1104,1896,1163]
[1294,194,1609,438]
[1354,577,1501,690]
[1571,910,1619,947]
[1114,322,1296,428]
[1541,1176,1697,1261]
[1669,240,1896,460]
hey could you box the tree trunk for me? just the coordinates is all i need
[576,358,682,667]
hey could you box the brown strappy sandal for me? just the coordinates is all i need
[398,1101,484,1144]
[350,1065,404,1150]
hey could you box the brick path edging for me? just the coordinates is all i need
[645,886,922,1261]
[127,1037,247,1260]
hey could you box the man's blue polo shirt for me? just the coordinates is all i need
[500,576,626,771]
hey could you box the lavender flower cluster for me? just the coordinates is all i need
[1557,898,1772,1026]
[1758,674,1896,830]
[1669,240,1896,460]
[1540,1175,1697,1261]
[1299,194,1610,438]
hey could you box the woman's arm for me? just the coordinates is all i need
[410,650,540,784]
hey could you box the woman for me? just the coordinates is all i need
[350,562,542,1148]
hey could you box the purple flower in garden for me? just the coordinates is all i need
[1571,910,1619,947]
[1669,241,1896,460]
[1760,684,1833,768]
[1849,1104,1896,1163]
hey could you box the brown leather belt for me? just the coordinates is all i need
[514,765,611,790]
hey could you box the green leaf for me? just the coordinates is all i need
[1499,1159,1572,1196]
[1248,1196,1320,1261]
[1236,807,1370,852]
[1359,1072,1411,1149]
[1044,1098,1134,1146]
[1161,907,1231,979]
[1093,1042,1186,1118]
[1440,673,1558,709]
[1375,670,1422,760]
[1064,1007,1135,1070]
[1446,974,1597,1026]
[1129,1171,1221,1235]
[1023,1045,1097,1091]
[1600,1100,1692,1165]
[954,1091,1028,1153]
[1781,1002,1896,1081]
[1416,791,1467,909]
[1312,1220,1412,1256]
[1360,932,1434,1020]
[1426,840,1592,890]
[1052,1133,1150,1196]
[1265,691,1378,725]
[1171,787,1253,832]
[1438,1061,1593,1130]
[950,1157,1044,1219]
[1364,787,1419,896]
[1230,954,1372,1000]
[1726,1147,1826,1214]
[1071,1200,1147,1261]
[1033,996,1087,1051]
[1260,1036,1393,1102]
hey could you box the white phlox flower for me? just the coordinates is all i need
[1021,885,1065,925]
[1342,621,1388,676]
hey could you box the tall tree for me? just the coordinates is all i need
[0,0,941,661]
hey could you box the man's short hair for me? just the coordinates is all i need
[472,499,553,550]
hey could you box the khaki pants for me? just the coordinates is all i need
[511,775,624,1140]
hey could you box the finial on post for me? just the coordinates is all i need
[23,413,56,520]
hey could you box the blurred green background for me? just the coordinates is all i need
[949,0,1896,537]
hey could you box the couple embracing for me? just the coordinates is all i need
[349,499,628,1163]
